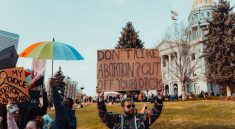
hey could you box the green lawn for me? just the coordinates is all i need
[48,100,235,129]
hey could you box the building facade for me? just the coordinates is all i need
[0,29,19,52]
[157,0,221,97]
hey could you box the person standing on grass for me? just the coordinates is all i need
[49,78,77,129]
[97,89,164,129]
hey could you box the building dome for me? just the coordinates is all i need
[191,0,215,11]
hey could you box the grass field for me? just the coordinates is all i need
[48,100,235,129]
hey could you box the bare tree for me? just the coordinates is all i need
[161,21,205,100]
[163,21,187,41]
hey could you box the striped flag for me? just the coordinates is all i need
[171,10,178,16]
[171,10,178,20]
[171,16,177,20]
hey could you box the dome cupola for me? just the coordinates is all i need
[191,0,215,11]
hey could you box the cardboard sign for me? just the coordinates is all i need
[0,67,30,104]
[97,49,162,92]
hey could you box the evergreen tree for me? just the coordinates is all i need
[204,0,235,96]
[116,21,144,48]
[53,66,66,96]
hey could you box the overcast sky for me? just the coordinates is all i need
[0,0,234,95]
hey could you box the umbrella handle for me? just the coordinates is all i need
[52,59,54,77]
[52,37,54,77]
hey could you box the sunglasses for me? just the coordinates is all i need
[126,104,135,109]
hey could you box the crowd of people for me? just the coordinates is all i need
[0,78,77,129]
[98,92,160,105]
[164,90,219,101]
[0,76,165,129]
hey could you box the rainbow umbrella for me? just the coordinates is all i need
[19,38,84,76]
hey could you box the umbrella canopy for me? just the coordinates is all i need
[19,39,84,76]
[19,40,84,60]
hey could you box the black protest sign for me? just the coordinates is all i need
[0,67,30,104]
[97,49,162,92]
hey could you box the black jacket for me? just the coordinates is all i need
[51,87,77,129]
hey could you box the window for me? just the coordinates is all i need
[207,12,210,17]
[163,73,166,79]
[165,85,169,95]
[187,85,190,93]
[173,84,178,96]
[163,61,166,67]
[193,71,197,77]
[194,83,198,94]
[191,53,195,60]
[200,13,204,19]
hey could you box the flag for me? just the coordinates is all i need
[171,10,178,20]
[171,16,177,20]
[171,10,178,16]
[29,59,46,90]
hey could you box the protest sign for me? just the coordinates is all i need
[29,59,46,90]
[0,67,30,104]
[97,49,162,92]
[21,59,46,108]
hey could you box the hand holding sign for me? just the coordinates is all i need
[157,88,164,100]
[97,91,104,97]
[97,91,104,102]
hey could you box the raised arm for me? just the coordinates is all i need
[52,86,66,116]
[97,92,119,128]
[144,89,164,127]
[50,79,66,120]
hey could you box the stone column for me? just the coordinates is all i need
[177,52,180,75]
[161,56,164,79]
[168,54,172,79]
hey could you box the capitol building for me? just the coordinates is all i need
[157,0,223,97]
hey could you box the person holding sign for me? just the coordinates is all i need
[49,78,77,129]
[97,89,164,129]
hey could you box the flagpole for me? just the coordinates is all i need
[52,59,54,77]
[52,38,55,77]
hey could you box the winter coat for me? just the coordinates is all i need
[50,87,77,129]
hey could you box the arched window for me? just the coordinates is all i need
[187,84,190,93]
[207,12,210,17]
[194,83,198,94]
[173,83,178,96]
[165,85,169,95]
